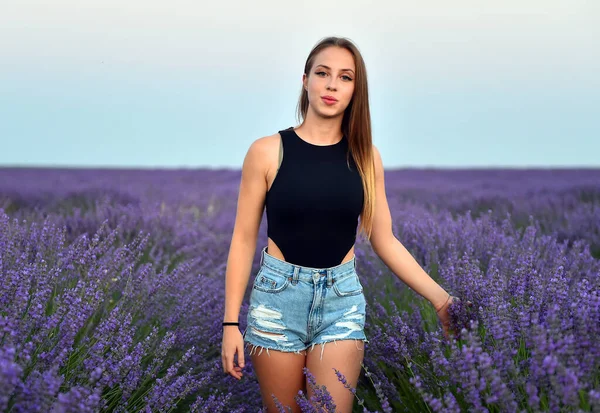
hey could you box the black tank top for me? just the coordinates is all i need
[265,127,364,268]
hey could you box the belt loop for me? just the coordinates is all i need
[292,266,299,285]
[327,269,333,288]
[260,246,265,267]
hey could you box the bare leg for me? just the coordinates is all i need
[305,339,365,413]
[249,335,308,413]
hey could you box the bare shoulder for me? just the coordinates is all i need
[245,132,279,163]
[372,143,381,161]
[250,131,281,168]
[372,143,384,178]
[252,131,281,153]
[242,132,282,187]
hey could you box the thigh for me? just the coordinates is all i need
[244,264,312,412]
[306,339,365,413]
[250,346,308,413]
[304,270,368,412]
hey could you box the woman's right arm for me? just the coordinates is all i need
[222,137,268,326]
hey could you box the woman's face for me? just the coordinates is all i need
[303,46,356,117]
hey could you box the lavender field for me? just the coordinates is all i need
[1,167,599,413]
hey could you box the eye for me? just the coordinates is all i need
[315,71,353,81]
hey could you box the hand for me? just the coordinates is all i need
[221,326,245,380]
[435,295,473,340]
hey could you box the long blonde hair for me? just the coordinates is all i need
[294,36,375,242]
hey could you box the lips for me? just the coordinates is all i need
[321,96,338,102]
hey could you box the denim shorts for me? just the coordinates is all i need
[243,246,369,360]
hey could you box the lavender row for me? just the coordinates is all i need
[0,167,599,412]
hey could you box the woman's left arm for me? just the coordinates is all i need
[368,144,450,312]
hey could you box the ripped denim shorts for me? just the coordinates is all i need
[243,246,369,360]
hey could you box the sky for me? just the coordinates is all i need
[1,0,598,169]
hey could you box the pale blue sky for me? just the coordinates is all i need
[1,0,598,169]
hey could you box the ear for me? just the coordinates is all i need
[302,73,307,91]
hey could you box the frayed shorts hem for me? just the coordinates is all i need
[244,336,369,360]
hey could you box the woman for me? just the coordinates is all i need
[221,36,463,413]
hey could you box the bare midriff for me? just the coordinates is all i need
[266,238,356,267]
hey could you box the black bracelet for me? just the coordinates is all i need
[222,322,239,326]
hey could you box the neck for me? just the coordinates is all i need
[297,108,345,144]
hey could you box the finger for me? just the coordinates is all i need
[238,345,245,368]
[227,367,242,378]
[227,362,244,376]
[225,355,234,375]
